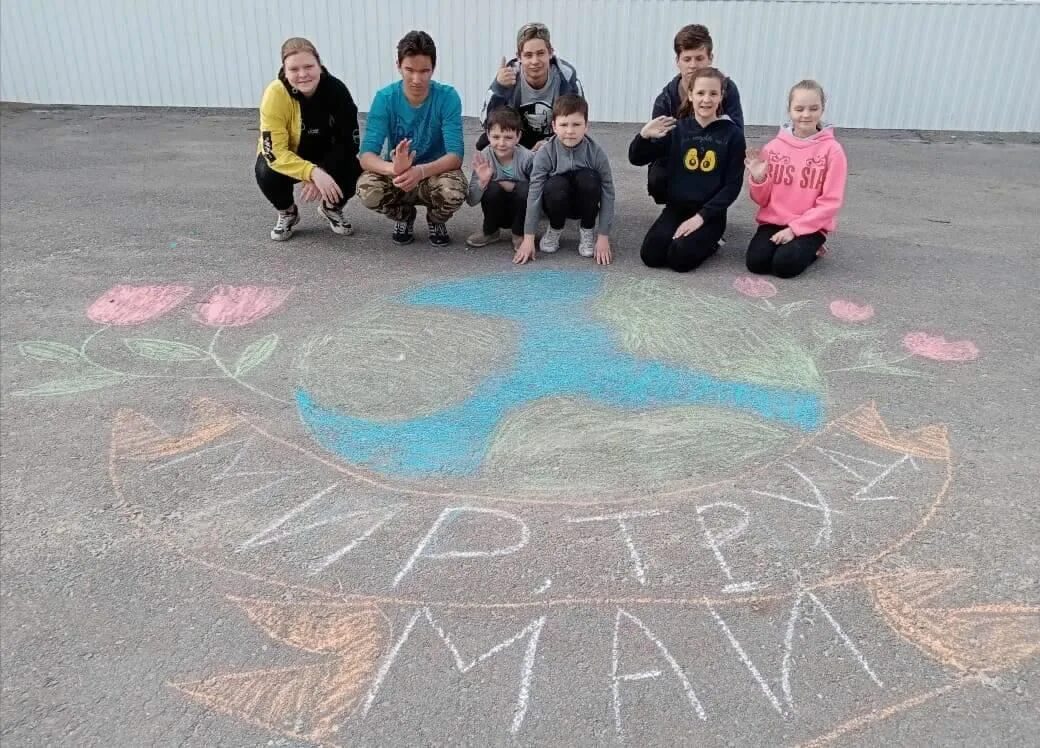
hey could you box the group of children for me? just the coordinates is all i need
[256,24,847,279]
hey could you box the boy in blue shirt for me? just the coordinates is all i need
[356,31,466,246]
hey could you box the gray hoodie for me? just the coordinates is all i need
[466,144,535,205]
[524,135,615,236]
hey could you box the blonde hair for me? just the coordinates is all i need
[281,37,321,64]
[678,67,726,118]
[788,79,826,109]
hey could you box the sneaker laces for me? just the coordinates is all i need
[429,222,449,239]
[394,220,412,234]
[275,210,297,231]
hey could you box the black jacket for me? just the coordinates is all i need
[630,117,746,220]
[279,66,360,165]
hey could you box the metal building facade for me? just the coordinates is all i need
[1,0,1037,131]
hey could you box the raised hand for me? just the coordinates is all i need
[745,147,769,183]
[495,57,517,88]
[391,138,415,176]
[473,152,494,187]
[640,115,677,140]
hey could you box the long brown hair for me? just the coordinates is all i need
[678,67,726,118]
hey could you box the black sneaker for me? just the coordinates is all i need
[317,203,353,235]
[428,221,450,247]
[270,206,300,241]
[392,219,414,245]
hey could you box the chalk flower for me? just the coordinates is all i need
[829,300,875,323]
[86,285,193,325]
[733,276,778,299]
[194,286,292,328]
[902,332,979,362]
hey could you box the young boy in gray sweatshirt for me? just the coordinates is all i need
[465,108,535,250]
[514,95,615,266]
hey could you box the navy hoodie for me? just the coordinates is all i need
[629,117,746,220]
[652,75,744,129]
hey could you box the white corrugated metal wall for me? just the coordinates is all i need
[2,0,1038,131]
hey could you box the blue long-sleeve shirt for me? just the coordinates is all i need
[360,80,464,164]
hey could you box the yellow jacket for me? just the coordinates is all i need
[256,79,315,181]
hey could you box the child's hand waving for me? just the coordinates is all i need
[745,148,768,183]
[473,152,494,187]
[640,116,677,140]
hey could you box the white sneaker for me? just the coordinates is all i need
[270,207,300,241]
[578,227,596,257]
[539,227,563,254]
[318,203,353,235]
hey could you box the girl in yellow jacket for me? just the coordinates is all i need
[255,38,362,241]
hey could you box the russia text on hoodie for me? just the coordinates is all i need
[749,125,848,236]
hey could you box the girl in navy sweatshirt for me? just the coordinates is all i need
[629,67,746,272]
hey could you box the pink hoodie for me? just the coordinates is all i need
[748,125,848,236]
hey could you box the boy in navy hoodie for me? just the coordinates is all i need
[647,25,743,204]
[629,68,745,272]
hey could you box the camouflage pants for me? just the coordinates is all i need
[356,169,467,224]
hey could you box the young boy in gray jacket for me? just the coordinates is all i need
[514,95,615,266]
[466,108,535,250]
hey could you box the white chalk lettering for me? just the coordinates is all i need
[612,608,706,739]
[695,502,766,593]
[566,510,666,586]
[392,507,530,588]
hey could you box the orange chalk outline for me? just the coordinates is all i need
[106,398,1038,745]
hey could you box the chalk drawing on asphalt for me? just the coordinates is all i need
[10,271,1024,746]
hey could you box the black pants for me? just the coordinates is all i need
[481,181,530,236]
[647,159,669,204]
[745,223,825,278]
[254,153,360,211]
[640,204,726,272]
[542,169,601,230]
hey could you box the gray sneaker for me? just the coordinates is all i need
[539,227,563,254]
[578,227,596,258]
[466,229,502,248]
[318,203,353,235]
[270,207,300,241]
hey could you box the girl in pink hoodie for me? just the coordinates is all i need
[745,80,848,278]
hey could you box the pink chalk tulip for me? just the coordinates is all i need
[902,332,979,362]
[733,276,778,299]
[86,285,192,325]
[829,300,875,323]
[193,286,292,328]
